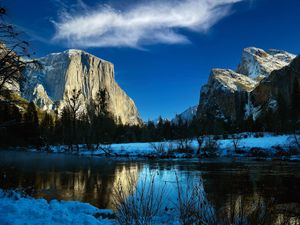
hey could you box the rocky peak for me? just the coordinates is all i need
[32,84,54,111]
[197,47,296,124]
[172,105,198,124]
[237,47,296,79]
[198,69,254,122]
[22,49,141,125]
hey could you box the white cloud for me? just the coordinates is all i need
[52,0,244,48]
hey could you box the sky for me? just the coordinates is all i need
[3,0,300,121]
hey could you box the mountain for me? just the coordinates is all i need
[197,69,258,122]
[249,55,300,120]
[237,47,295,79]
[21,49,141,125]
[172,105,198,124]
[196,47,296,125]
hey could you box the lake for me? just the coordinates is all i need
[1,150,300,224]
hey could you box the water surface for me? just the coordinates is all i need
[1,150,300,223]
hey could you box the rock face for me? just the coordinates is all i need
[237,47,295,79]
[198,69,258,122]
[172,105,198,124]
[197,47,296,123]
[22,49,141,125]
[250,55,300,119]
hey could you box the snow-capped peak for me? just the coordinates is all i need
[237,47,296,79]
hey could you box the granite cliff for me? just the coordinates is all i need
[196,47,297,124]
[22,49,141,125]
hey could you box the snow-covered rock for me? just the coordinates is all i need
[172,105,198,124]
[210,69,258,92]
[237,47,296,79]
[22,49,141,125]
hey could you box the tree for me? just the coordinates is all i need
[40,113,54,144]
[0,101,22,146]
[59,107,72,146]
[64,89,82,150]
[23,102,39,143]
[96,88,109,116]
[0,6,39,94]
[90,88,116,147]
[232,133,241,152]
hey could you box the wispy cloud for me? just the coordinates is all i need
[52,0,244,48]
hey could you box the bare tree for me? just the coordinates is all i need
[175,174,217,225]
[196,135,204,155]
[203,136,219,157]
[176,138,193,154]
[289,132,300,153]
[0,7,39,95]
[112,171,166,225]
[232,134,241,153]
[149,142,166,155]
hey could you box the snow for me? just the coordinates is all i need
[41,133,297,159]
[219,134,289,150]
[212,69,258,92]
[237,47,296,79]
[0,189,115,225]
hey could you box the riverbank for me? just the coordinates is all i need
[2,133,300,161]
[26,133,300,160]
[0,189,115,225]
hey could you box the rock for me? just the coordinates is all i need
[197,47,296,124]
[172,105,198,124]
[22,49,141,125]
[197,69,257,122]
[250,55,300,118]
[237,47,296,79]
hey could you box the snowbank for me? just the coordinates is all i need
[0,189,115,225]
[33,133,298,159]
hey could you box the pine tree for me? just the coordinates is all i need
[40,113,54,143]
[23,102,39,143]
[60,107,72,146]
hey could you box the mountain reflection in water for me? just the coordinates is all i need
[0,150,300,223]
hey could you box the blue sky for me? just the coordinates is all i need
[4,0,300,121]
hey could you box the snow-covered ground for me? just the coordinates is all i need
[0,189,115,225]
[35,133,300,159]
